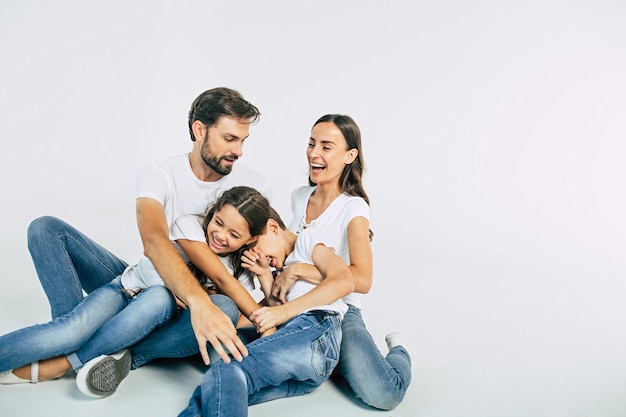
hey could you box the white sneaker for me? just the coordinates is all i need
[385,332,417,361]
[76,350,131,398]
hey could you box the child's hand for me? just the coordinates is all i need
[272,265,299,303]
[250,305,289,333]
[240,247,271,276]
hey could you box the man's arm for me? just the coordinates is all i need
[136,197,247,364]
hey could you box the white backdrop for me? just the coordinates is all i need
[1,1,625,416]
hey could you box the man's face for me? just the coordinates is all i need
[200,116,250,175]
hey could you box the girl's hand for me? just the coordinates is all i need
[259,326,277,338]
[250,305,289,333]
[271,264,300,303]
[241,247,271,277]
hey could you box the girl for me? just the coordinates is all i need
[0,186,270,398]
[270,114,413,410]
[179,207,354,417]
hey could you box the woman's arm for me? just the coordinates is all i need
[250,243,354,333]
[272,216,373,301]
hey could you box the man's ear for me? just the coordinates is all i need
[192,120,206,142]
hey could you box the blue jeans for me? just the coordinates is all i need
[0,277,177,372]
[338,305,412,410]
[26,216,241,369]
[179,311,342,417]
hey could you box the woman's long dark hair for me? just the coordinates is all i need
[188,186,269,285]
[309,114,373,240]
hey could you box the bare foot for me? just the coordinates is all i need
[13,356,71,381]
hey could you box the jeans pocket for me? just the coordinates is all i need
[311,326,340,379]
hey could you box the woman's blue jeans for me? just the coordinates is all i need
[179,311,342,417]
[338,305,412,410]
[26,215,240,369]
[0,277,177,372]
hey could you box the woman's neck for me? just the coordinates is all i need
[306,182,343,222]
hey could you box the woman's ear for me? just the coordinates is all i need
[345,148,358,165]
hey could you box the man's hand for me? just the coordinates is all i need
[189,297,248,365]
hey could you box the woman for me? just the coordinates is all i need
[272,114,413,410]
[0,186,270,398]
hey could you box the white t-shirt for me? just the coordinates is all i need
[121,153,271,291]
[284,227,348,318]
[288,186,370,308]
[136,153,272,240]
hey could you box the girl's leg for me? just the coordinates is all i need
[179,312,342,417]
[70,286,178,367]
[27,216,128,318]
[338,305,412,410]
[0,278,128,374]
[129,294,239,369]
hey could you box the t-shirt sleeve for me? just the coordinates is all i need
[343,197,371,230]
[136,163,169,205]
[171,214,206,243]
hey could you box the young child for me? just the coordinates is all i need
[0,186,270,399]
[178,207,354,417]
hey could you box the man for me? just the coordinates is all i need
[26,87,271,393]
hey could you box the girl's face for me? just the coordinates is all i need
[205,204,255,255]
[306,122,356,186]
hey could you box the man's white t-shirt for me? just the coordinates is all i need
[289,186,370,309]
[136,153,272,240]
[120,153,271,291]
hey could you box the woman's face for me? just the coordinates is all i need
[306,122,355,186]
[205,204,254,255]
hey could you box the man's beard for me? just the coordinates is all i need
[201,142,237,176]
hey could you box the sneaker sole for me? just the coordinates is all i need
[76,350,131,398]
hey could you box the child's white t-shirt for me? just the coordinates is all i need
[284,227,348,318]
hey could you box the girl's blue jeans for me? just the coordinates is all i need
[178,311,342,417]
[25,215,240,369]
[0,276,177,372]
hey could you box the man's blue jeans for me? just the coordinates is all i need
[179,311,342,417]
[0,276,177,372]
[26,216,240,369]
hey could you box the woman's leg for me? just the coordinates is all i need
[337,305,412,410]
[129,294,239,369]
[179,312,342,417]
[0,278,128,374]
[69,286,178,368]
[27,216,128,318]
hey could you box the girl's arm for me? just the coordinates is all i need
[250,243,354,333]
[272,216,373,301]
[176,239,262,320]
